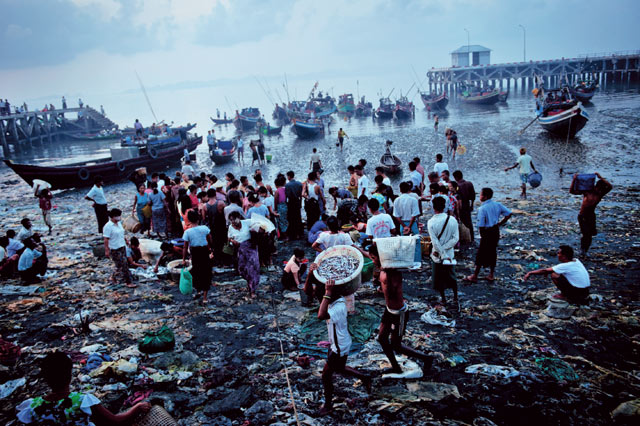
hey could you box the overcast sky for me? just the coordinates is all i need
[1,0,639,102]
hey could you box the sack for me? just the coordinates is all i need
[138,325,175,354]
[373,236,418,269]
[179,268,193,295]
[575,173,596,192]
[529,171,542,188]
[222,243,234,256]
[142,204,153,218]
[133,405,177,426]
[459,222,472,243]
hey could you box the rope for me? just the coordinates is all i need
[269,281,302,426]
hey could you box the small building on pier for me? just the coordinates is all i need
[451,45,491,67]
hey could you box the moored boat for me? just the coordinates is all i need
[395,96,415,119]
[337,94,356,114]
[570,80,597,103]
[258,124,283,136]
[292,119,324,139]
[458,85,501,105]
[498,90,509,102]
[379,140,402,174]
[355,96,373,117]
[234,107,261,131]
[272,104,289,122]
[210,117,233,125]
[420,92,449,110]
[4,135,202,190]
[64,130,122,141]
[535,87,589,138]
[375,97,395,119]
[209,138,236,164]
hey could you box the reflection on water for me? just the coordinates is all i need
[3,85,640,196]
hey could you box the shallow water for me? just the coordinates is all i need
[3,83,640,199]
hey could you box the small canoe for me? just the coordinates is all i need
[379,141,402,174]
[259,125,283,136]
[458,88,501,105]
[210,139,236,164]
[210,117,233,125]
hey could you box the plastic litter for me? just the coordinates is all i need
[421,308,456,327]
[465,364,520,378]
[0,377,26,398]
[534,357,579,382]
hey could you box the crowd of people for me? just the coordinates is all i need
[0,136,614,419]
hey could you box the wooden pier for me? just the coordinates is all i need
[426,50,640,93]
[0,106,117,156]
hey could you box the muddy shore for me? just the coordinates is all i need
[0,173,639,425]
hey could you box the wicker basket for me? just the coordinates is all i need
[133,405,177,426]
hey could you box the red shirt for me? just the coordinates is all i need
[189,193,199,207]
[39,193,52,211]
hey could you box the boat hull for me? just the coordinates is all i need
[259,125,283,136]
[234,117,259,131]
[4,137,202,190]
[537,106,589,138]
[210,117,232,125]
[395,108,413,119]
[571,90,595,103]
[458,90,501,105]
[421,94,449,110]
[376,109,394,119]
[292,121,323,139]
[210,153,235,164]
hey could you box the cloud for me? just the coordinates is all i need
[68,0,122,21]
[5,24,32,38]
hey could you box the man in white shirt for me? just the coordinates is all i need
[505,147,537,199]
[408,161,423,193]
[85,176,108,233]
[428,197,460,307]
[433,153,449,176]
[103,208,135,288]
[366,198,396,239]
[17,237,46,283]
[523,245,590,303]
[16,218,34,242]
[317,279,370,415]
[355,165,371,198]
[181,161,195,180]
[375,167,391,187]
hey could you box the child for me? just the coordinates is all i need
[17,351,152,424]
[36,187,53,234]
[316,278,371,415]
[126,237,147,269]
[282,248,307,291]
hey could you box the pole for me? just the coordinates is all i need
[135,70,158,123]
[464,28,470,65]
[519,24,526,62]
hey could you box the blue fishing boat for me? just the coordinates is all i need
[234,107,261,131]
[292,119,324,139]
[209,138,237,164]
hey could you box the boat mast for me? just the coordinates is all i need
[135,70,159,123]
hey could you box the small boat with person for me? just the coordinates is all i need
[210,117,233,125]
[420,92,448,110]
[234,107,261,131]
[379,140,402,174]
[570,80,598,104]
[258,123,283,136]
[209,138,237,164]
[534,86,589,138]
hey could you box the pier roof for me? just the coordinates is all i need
[451,45,491,54]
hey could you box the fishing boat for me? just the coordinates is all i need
[121,123,196,137]
[379,140,402,174]
[337,94,356,114]
[210,117,233,125]
[258,124,283,136]
[272,104,289,122]
[209,138,236,164]
[570,80,598,103]
[394,96,415,119]
[355,96,373,117]
[234,107,261,131]
[292,119,324,139]
[375,98,395,119]
[420,92,449,110]
[4,134,202,190]
[535,87,589,138]
[458,85,501,105]
[498,90,509,102]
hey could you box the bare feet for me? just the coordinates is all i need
[463,275,478,283]
[125,283,137,288]
[485,275,495,282]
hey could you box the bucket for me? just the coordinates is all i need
[167,259,192,282]
[313,245,364,297]
[123,214,142,233]
[361,257,374,282]
[528,171,543,188]
[373,236,418,269]
[266,154,273,163]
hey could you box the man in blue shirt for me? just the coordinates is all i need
[464,187,512,283]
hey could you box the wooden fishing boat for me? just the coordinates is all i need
[355,97,373,117]
[337,94,356,114]
[375,97,394,119]
[4,135,202,190]
[379,140,402,174]
[234,107,261,131]
[458,85,501,105]
[258,124,283,136]
[272,104,289,122]
[292,119,324,139]
[498,90,509,102]
[395,96,414,119]
[121,123,196,137]
[535,87,589,138]
[210,117,233,125]
[570,80,597,103]
[420,92,448,110]
[209,138,236,164]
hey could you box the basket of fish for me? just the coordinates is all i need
[313,245,364,296]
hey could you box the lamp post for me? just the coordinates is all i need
[464,28,470,66]
[518,24,526,62]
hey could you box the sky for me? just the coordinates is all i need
[1,0,639,106]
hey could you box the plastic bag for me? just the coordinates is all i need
[465,363,520,378]
[421,308,456,327]
[179,268,193,295]
[138,325,175,354]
